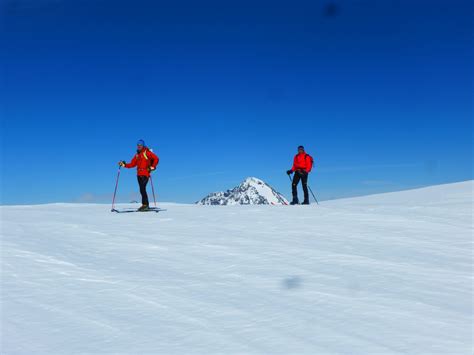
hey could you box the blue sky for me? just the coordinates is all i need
[1,0,472,204]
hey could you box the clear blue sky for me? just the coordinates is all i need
[1,0,472,204]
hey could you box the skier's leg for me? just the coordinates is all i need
[137,176,150,207]
[291,173,301,204]
[142,177,150,206]
[302,173,310,204]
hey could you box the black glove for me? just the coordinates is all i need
[148,166,156,172]
[118,161,126,167]
[287,170,293,175]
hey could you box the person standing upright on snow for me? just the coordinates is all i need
[118,140,159,211]
[287,146,314,205]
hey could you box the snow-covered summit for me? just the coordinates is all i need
[197,177,289,205]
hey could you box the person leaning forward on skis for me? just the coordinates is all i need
[118,140,159,211]
[287,145,314,205]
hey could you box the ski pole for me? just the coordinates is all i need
[308,184,319,205]
[149,175,157,208]
[111,167,121,211]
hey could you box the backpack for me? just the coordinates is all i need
[306,154,314,168]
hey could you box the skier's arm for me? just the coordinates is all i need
[150,151,159,169]
[291,156,297,172]
[125,155,137,168]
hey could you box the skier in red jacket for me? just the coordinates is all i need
[287,145,314,205]
[119,140,159,211]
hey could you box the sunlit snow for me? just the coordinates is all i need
[1,181,472,354]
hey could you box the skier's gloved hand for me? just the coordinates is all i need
[149,166,156,172]
[286,170,293,175]
[118,161,126,167]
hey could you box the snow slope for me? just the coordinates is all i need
[197,177,289,205]
[1,181,472,354]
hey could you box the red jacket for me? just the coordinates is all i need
[291,152,314,173]
[125,147,159,177]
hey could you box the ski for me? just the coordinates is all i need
[111,208,166,214]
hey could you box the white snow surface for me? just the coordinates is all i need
[1,181,473,354]
[197,177,289,205]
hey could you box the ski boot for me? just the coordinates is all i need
[302,199,310,205]
[137,204,150,212]
[290,198,299,205]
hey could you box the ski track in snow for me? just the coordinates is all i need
[1,181,473,354]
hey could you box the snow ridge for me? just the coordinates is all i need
[197,177,289,205]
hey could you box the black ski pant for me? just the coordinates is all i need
[137,176,149,206]
[292,170,309,202]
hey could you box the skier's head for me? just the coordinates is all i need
[298,145,305,153]
[137,139,145,151]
